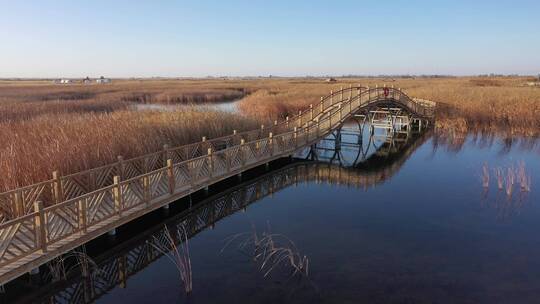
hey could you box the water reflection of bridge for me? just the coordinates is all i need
[3,130,430,304]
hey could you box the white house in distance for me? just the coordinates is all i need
[96,76,111,84]
[53,78,73,84]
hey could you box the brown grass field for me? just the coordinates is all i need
[0,76,538,191]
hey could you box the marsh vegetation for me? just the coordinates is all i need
[0,76,538,192]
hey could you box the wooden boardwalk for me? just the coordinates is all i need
[0,86,435,284]
[10,131,431,303]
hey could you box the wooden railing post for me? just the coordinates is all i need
[274,120,278,126]
[14,191,24,217]
[143,175,150,205]
[78,198,87,233]
[207,148,213,178]
[320,97,324,112]
[201,136,207,152]
[293,127,298,148]
[349,84,353,99]
[286,116,289,128]
[269,133,273,156]
[166,159,175,194]
[310,104,313,120]
[34,201,47,253]
[162,144,170,167]
[113,176,123,216]
[117,156,125,180]
[330,90,333,105]
[340,87,343,101]
[232,129,238,146]
[52,171,63,204]
[240,139,246,166]
[338,104,342,121]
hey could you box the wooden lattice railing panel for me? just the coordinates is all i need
[0,214,38,267]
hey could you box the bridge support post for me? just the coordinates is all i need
[108,228,116,236]
[29,267,40,275]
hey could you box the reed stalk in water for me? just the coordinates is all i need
[45,246,101,282]
[222,223,309,278]
[150,225,192,294]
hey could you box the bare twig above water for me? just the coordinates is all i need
[149,224,192,294]
[222,223,309,279]
[45,246,101,282]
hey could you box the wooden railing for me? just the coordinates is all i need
[0,87,435,284]
[0,85,364,223]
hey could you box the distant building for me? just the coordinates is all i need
[96,76,111,84]
[325,78,337,83]
[55,79,73,84]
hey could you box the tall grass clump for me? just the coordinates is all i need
[480,161,533,219]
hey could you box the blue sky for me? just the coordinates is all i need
[1,0,539,77]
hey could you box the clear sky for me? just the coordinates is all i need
[1,0,539,77]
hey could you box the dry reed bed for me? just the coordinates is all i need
[0,80,248,105]
[0,109,259,191]
[1,77,538,192]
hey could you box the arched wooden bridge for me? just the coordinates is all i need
[0,86,435,284]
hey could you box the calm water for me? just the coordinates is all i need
[132,99,239,113]
[4,126,540,304]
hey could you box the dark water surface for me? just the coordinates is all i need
[4,128,540,304]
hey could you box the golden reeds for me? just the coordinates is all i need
[0,108,258,191]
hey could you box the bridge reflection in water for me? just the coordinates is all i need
[2,125,431,304]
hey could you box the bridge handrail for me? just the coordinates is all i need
[0,86,369,223]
